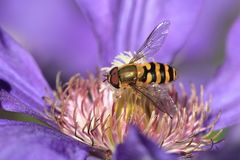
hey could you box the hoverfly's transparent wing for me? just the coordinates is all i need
[130,83,176,118]
[129,20,170,64]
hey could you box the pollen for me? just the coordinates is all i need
[45,74,221,157]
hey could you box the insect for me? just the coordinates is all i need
[104,21,177,118]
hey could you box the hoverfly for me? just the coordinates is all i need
[104,21,177,118]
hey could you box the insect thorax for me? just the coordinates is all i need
[118,65,137,85]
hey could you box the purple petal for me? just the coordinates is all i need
[113,126,176,160]
[0,120,92,160]
[0,0,99,85]
[0,28,52,122]
[76,0,204,63]
[75,0,116,63]
[205,17,240,129]
[173,0,240,87]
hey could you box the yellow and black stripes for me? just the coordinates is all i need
[138,62,176,84]
[139,62,155,83]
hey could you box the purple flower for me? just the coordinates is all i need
[0,0,239,129]
[0,27,225,159]
[0,0,240,159]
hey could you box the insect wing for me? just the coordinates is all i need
[130,83,176,118]
[129,21,170,64]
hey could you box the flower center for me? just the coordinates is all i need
[45,74,221,157]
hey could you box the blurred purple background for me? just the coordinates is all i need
[0,0,99,86]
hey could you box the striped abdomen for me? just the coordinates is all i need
[137,62,177,84]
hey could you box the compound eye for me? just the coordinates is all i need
[110,67,117,75]
[110,67,119,88]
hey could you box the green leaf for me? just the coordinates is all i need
[204,128,228,143]
[0,109,50,127]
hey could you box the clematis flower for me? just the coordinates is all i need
[0,0,240,160]
[0,27,223,159]
[0,0,240,129]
